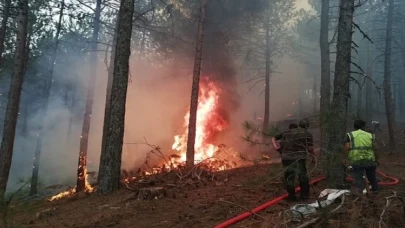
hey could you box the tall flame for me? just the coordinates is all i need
[171,77,227,164]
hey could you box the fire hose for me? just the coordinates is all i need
[214,171,399,228]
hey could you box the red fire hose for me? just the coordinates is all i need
[214,171,398,228]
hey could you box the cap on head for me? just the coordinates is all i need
[354,119,366,130]
[299,118,309,129]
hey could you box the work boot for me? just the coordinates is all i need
[286,195,297,202]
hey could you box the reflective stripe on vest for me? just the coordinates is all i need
[347,130,375,162]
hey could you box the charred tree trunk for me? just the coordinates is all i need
[0,0,11,68]
[0,0,28,198]
[319,0,331,156]
[365,42,373,125]
[326,0,355,188]
[263,15,271,134]
[98,0,134,194]
[100,17,118,167]
[185,0,207,167]
[76,0,101,192]
[383,0,396,154]
[30,0,65,195]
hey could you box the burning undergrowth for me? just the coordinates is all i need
[48,77,243,201]
[123,77,243,183]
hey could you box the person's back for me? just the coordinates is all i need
[347,128,375,165]
[282,128,313,161]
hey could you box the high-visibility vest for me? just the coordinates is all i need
[347,130,375,162]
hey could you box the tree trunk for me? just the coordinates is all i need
[400,40,405,118]
[100,16,118,168]
[185,0,207,167]
[356,77,362,118]
[263,15,270,133]
[313,75,317,114]
[30,0,65,195]
[319,0,331,158]
[326,0,355,188]
[98,0,134,194]
[0,0,11,68]
[0,0,28,198]
[365,42,372,125]
[76,0,101,192]
[383,0,396,154]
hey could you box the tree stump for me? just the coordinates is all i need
[137,187,165,200]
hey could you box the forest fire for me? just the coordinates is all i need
[48,167,94,201]
[171,78,228,166]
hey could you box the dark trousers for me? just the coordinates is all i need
[282,159,309,199]
[352,165,379,192]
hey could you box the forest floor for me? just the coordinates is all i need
[3,153,405,228]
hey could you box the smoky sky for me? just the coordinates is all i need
[200,0,268,124]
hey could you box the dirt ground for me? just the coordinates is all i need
[3,153,405,228]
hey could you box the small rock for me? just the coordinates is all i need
[36,208,57,220]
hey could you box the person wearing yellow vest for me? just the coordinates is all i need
[345,120,379,194]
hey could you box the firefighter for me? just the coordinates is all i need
[345,120,379,195]
[280,119,314,201]
[273,123,298,154]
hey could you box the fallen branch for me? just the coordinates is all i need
[379,191,397,228]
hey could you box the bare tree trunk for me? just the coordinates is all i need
[0,0,28,198]
[326,0,355,188]
[76,0,101,192]
[313,75,317,114]
[30,0,65,195]
[365,42,372,125]
[98,0,134,194]
[185,0,207,167]
[263,15,271,133]
[383,0,396,154]
[356,77,362,118]
[400,42,405,117]
[0,0,11,68]
[100,17,118,167]
[319,0,331,157]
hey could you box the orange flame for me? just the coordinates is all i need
[49,167,94,201]
[171,78,228,166]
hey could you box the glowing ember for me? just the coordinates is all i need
[49,168,94,201]
[171,77,228,168]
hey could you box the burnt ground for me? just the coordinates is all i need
[3,154,405,228]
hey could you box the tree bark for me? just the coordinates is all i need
[0,0,28,198]
[76,0,101,192]
[29,0,65,195]
[326,0,355,188]
[319,0,331,158]
[365,42,372,125]
[97,0,134,194]
[356,76,362,118]
[185,0,207,167]
[100,16,118,168]
[400,39,405,117]
[313,74,317,114]
[383,0,396,154]
[263,14,271,133]
[0,0,11,68]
